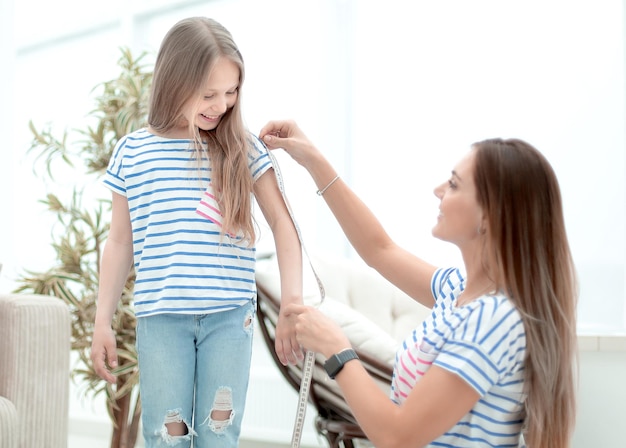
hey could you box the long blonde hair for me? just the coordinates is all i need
[148,17,255,243]
[473,138,578,448]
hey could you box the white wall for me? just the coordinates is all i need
[2,0,624,331]
[0,0,15,284]
[574,336,626,448]
[1,0,625,446]
[346,0,626,333]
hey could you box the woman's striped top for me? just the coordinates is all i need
[391,267,527,447]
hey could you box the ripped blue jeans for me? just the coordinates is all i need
[136,301,254,447]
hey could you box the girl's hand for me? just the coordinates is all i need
[275,310,305,365]
[91,324,118,384]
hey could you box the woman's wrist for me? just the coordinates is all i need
[324,347,359,379]
[322,336,352,359]
[316,175,340,196]
[308,154,339,195]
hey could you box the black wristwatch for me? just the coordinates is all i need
[324,348,359,380]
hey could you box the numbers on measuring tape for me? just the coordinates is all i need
[291,351,315,447]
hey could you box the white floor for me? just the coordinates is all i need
[67,423,306,448]
[66,414,316,448]
[68,433,296,448]
[68,434,112,448]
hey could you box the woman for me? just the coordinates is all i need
[260,120,577,448]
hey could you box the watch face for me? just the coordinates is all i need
[324,355,341,378]
[324,349,358,379]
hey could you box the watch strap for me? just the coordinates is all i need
[324,348,359,379]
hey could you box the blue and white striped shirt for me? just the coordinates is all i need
[391,267,527,447]
[103,128,272,318]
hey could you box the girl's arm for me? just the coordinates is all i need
[260,121,437,308]
[254,170,304,366]
[91,192,134,383]
[285,303,480,448]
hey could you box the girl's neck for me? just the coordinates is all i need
[148,125,193,139]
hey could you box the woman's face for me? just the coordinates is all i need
[432,150,485,247]
[184,56,240,132]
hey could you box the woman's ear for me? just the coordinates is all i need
[477,216,488,235]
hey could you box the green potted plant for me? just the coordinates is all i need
[15,48,152,448]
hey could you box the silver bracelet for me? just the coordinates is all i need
[316,175,340,196]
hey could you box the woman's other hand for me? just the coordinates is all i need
[283,303,351,359]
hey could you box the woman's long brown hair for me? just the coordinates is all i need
[473,138,578,448]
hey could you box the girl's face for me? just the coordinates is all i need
[432,150,485,247]
[185,56,240,131]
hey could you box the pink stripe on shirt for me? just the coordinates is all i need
[197,191,223,226]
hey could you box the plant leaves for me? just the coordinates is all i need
[16,47,151,447]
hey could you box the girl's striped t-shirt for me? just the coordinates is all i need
[391,267,527,447]
[103,128,272,318]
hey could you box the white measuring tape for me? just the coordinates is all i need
[265,145,325,448]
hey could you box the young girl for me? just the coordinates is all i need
[260,120,578,448]
[91,18,303,447]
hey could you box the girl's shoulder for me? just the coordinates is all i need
[115,128,156,149]
[246,131,268,156]
[125,127,152,141]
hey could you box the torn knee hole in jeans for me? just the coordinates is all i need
[204,386,235,433]
[160,409,195,443]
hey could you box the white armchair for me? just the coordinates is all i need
[0,287,71,448]
[255,252,430,447]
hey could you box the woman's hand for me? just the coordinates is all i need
[283,303,351,359]
[259,120,320,169]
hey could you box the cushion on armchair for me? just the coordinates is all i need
[255,252,430,367]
